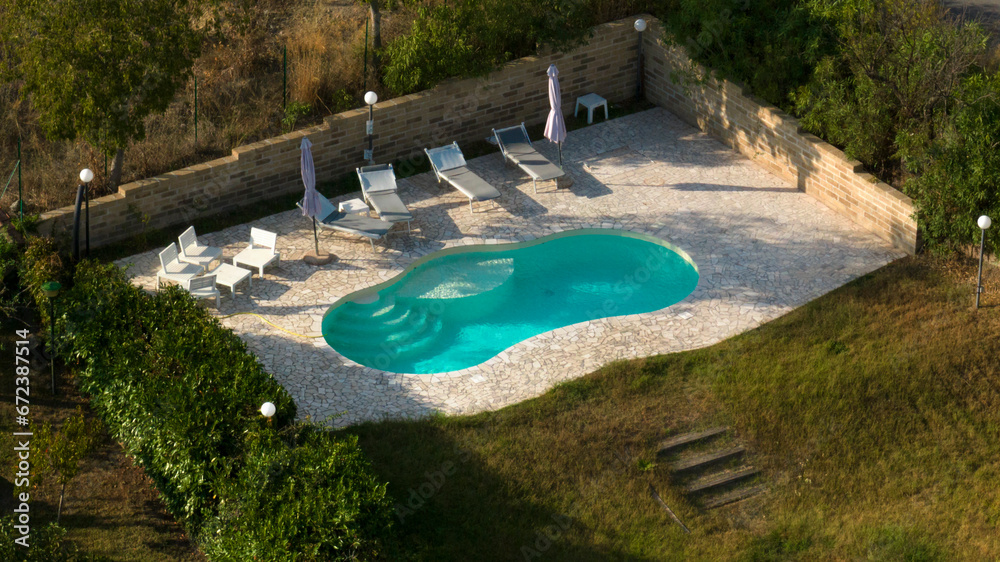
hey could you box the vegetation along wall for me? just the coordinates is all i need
[35,17,641,248]
[641,19,919,255]
[37,15,918,256]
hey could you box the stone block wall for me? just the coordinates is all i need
[641,20,919,254]
[38,18,642,247]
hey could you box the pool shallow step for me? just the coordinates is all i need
[326,309,430,345]
[327,315,445,362]
[388,317,444,357]
[328,307,422,337]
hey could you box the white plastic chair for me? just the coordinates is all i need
[156,243,204,290]
[233,227,280,278]
[178,226,223,270]
[183,274,220,308]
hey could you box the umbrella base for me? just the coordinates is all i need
[302,251,336,266]
[556,174,575,189]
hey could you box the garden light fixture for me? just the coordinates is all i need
[364,91,378,163]
[42,281,61,394]
[634,18,647,101]
[976,215,992,309]
[73,168,95,261]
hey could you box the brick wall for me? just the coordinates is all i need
[641,20,919,255]
[37,18,641,248]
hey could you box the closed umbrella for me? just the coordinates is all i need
[543,64,567,167]
[300,137,333,265]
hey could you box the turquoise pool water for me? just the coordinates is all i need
[322,230,699,374]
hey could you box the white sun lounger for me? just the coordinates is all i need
[233,227,280,278]
[297,197,392,251]
[356,164,413,233]
[156,243,204,290]
[178,225,223,270]
[425,142,501,214]
[493,123,565,193]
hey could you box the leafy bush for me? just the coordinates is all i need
[382,0,593,95]
[17,236,67,328]
[0,230,22,318]
[899,72,1000,255]
[201,426,394,561]
[38,259,394,558]
[793,0,986,184]
[0,515,108,561]
[661,0,833,109]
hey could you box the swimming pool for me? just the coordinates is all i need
[322,229,699,374]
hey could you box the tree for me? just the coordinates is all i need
[33,407,103,524]
[0,0,201,190]
[793,0,985,183]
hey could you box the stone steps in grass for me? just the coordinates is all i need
[683,466,760,494]
[656,426,728,455]
[701,484,769,509]
[670,446,746,473]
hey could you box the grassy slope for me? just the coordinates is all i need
[345,256,1000,561]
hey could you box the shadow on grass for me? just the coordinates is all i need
[344,417,667,562]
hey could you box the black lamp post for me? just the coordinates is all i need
[976,215,992,310]
[42,281,61,394]
[634,18,647,102]
[364,91,378,163]
[72,168,95,261]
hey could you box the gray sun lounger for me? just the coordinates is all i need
[425,142,501,214]
[493,123,565,193]
[297,197,392,251]
[356,164,412,233]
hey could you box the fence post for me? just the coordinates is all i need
[16,136,22,220]
[194,75,198,147]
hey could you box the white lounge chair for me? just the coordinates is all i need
[182,274,220,308]
[356,164,413,233]
[297,197,392,251]
[233,227,280,278]
[493,123,565,193]
[178,226,223,270]
[425,142,501,214]
[156,243,204,291]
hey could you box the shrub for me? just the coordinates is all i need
[17,236,67,328]
[35,259,394,558]
[899,71,1000,255]
[661,0,833,109]
[792,0,986,184]
[0,230,22,318]
[0,515,108,561]
[382,0,593,95]
[201,425,394,561]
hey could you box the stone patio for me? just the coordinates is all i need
[116,108,906,427]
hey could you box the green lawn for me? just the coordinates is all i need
[344,255,1000,561]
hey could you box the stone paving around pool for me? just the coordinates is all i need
[116,108,906,427]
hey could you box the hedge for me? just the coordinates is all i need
[25,250,394,560]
